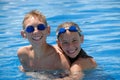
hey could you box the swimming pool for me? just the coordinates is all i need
[0,0,120,80]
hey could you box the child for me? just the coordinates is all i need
[17,10,70,72]
[55,22,97,80]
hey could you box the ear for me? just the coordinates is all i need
[80,35,84,43]
[21,30,27,38]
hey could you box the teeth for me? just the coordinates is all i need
[32,36,42,41]
[68,50,75,54]
[68,48,78,54]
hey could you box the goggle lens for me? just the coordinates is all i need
[37,24,46,30]
[69,26,78,32]
[25,24,46,33]
[25,26,34,33]
[58,28,66,36]
[58,26,78,36]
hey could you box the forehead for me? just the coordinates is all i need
[59,31,80,40]
[24,17,43,27]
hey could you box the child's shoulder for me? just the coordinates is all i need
[17,45,32,56]
[74,57,97,69]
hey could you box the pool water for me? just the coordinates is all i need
[0,0,120,80]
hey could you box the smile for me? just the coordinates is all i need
[67,48,77,54]
[32,36,43,41]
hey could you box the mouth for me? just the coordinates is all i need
[66,48,78,58]
[32,36,43,41]
[67,48,77,54]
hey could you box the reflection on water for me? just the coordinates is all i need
[26,70,67,80]
[0,0,120,80]
[83,67,116,80]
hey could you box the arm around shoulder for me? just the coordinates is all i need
[54,64,84,80]
[60,58,97,80]
[79,58,97,70]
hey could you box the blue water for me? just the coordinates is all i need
[0,0,120,80]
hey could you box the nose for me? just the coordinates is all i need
[33,27,39,33]
[68,42,74,49]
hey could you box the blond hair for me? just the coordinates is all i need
[22,10,47,29]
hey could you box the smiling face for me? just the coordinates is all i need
[21,16,50,45]
[58,30,84,58]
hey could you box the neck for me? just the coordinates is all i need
[32,42,49,58]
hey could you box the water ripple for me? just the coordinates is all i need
[0,0,120,80]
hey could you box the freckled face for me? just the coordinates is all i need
[58,30,83,58]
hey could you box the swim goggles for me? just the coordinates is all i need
[57,26,81,37]
[25,24,46,33]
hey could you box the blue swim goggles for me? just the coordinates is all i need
[57,26,81,37]
[25,24,46,33]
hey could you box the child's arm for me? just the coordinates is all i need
[54,58,97,80]
[75,58,97,70]
[17,47,30,72]
[53,65,84,80]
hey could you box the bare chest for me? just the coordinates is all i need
[28,57,61,71]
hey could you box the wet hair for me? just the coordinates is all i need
[56,22,82,38]
[22,10,48,29]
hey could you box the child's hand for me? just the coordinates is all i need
[18,65,25,72]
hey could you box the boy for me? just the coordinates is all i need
[17,10,69,72]
[55,22,97,80]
